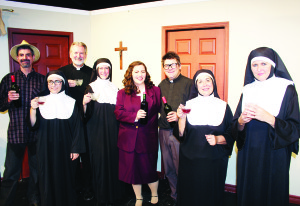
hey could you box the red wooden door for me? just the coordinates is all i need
[8,28,73,76]
[7,28,73,178]
[162,23,229,101]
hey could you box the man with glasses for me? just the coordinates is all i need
[0,40,44,206]
[158,51,193,206]
[58,42,94,201]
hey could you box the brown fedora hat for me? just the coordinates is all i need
[10,40,40,62]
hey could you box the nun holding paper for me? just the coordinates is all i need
[232,47,300,206]
[173,69,234,206]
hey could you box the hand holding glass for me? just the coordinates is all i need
[38,97,46,105]
[90,92,100,101]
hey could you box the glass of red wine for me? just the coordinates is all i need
[181,103,191,114]
[38,97,46,105]
[182,107,191,114]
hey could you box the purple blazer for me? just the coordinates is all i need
[114,86,161,154]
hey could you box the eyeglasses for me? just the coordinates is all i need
[163,63,178,70]
[48,80,62,85]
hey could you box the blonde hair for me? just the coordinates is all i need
[70,42,87,54]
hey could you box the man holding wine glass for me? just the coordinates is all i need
[158,51,193,206]
[0,40,44,206]
[58,42,94,201]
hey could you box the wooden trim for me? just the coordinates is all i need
[7,28,73,72]
[161,22,229,101]
[224,184,300,205]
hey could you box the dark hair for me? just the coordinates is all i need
[16,45,34,56]
[122,61,154,95]
[162,51,181,66]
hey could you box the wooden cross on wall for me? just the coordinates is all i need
[115,41,127,70]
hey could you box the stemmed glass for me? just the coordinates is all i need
[90,92,100,101]
[75,79,83,86]
[181,103,191,114]
[38,97,46,105]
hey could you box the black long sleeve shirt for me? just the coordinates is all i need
[158,74,193,129]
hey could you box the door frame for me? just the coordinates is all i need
[8,28,73,72]
[161,22,229,101]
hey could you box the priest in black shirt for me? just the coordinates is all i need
[158,52,193,206]
[58,42,94,201]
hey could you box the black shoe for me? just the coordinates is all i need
[163,197,176,206]
[146,196,159,205]
[29,203,40,206]
[83,191,94,201]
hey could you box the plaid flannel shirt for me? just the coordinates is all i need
[0,69,44,143]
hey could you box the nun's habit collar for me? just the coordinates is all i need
[89,58,118,105]
[186,69,227,126]
[89,77,118,105]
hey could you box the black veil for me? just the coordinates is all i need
[90,58,113,83]
[243,47,292,86]
[189,69,220,100]
[39,70,69,96]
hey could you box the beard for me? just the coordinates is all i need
[73,59,84,67]
[20,60,31,68]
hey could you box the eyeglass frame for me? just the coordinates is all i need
[163,62,179,70]
[47,80,63,85]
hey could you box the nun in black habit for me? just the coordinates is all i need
[28,70,85,206]
[173,69,234,206]
[232,47,300,206]
[82,58,125,205]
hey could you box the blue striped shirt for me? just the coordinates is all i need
[0,69,44,143]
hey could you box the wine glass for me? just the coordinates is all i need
[75,79,83,86]
[181,103,191,114]
[90,92,100,101]
[38,97,46,105]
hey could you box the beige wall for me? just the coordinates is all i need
[1,0,300,196]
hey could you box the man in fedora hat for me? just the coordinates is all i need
[0,40,44,206]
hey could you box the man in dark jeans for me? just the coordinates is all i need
[158,51,193,206]
[0,40,44,206]
[58,42,94,201]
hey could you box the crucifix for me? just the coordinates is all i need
[114,41,127,70]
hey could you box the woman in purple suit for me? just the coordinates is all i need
[114,61,161,206]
